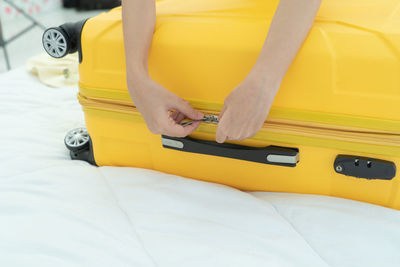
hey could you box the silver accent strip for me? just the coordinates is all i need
[267,153,299,164]
[162,137,184,149]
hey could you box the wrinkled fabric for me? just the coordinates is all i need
[26,53,79,87]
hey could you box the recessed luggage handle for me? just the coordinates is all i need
[161,135,299,167]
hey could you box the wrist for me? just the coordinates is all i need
[246,69,281,97]
[127,62,148,79]
[248,61,283,92]
[126,65,150,90]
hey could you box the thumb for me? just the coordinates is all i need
[215,119,227,144]
[173,98,204,120]
[218,104,227,122]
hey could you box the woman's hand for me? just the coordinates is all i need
[216,75,278,143]
[128,75,204,137]
[216,0,321,143]
[123,0,203,137]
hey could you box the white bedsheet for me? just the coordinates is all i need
[1,68,400,267]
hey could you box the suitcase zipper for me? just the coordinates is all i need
[181,115,219,126]
[78,93,400,149]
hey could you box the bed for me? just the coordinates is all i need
[1,68,400,267]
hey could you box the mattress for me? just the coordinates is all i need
[1,68,400,267]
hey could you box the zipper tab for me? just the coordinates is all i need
[181,115,219,126]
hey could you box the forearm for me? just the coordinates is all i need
[122,0,155,81]
[250,0,321,90]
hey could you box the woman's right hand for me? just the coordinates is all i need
[127,75,204,137]
[123,1,203,137]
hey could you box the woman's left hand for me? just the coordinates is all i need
[216,75,279,143]
[214,0,321,143]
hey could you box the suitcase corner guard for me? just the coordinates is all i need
[161,135,299,167]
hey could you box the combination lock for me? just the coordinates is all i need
[334,155,396,180]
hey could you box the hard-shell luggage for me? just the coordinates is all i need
[43,0,400,209]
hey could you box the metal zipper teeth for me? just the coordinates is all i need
[78,94,400,147]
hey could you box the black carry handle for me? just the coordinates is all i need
[161,135,299,167]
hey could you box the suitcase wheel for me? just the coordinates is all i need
[42,28,70,58]
[42,19,87,61]
[65,127,90,152]
[64,127,97,166]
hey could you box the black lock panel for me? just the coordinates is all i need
[334,155,396,180]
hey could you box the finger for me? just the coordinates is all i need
[170,110,179,120]
[226,135,237,141]
[182,120,201,135]
[245,123,263,140]
[237,136,248,141]
[218,105,228,121]
[162,122,186,137]
[176,112,186,123]
[216,133,227,143]
[244,130,259,141]
[241,124,262,141]
[162,119,200,138]
[216,122,227,143]
[173,98,204,120]
[233,129,247,141]
[170,110,185,123]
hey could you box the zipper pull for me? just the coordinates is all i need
[202,115,219,124]
[181,115,219,127]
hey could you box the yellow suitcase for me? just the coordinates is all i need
[43,0,400,209]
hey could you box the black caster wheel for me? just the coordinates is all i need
[42,19,88,61]
[64,127,90,152]
[64,127,97,166]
